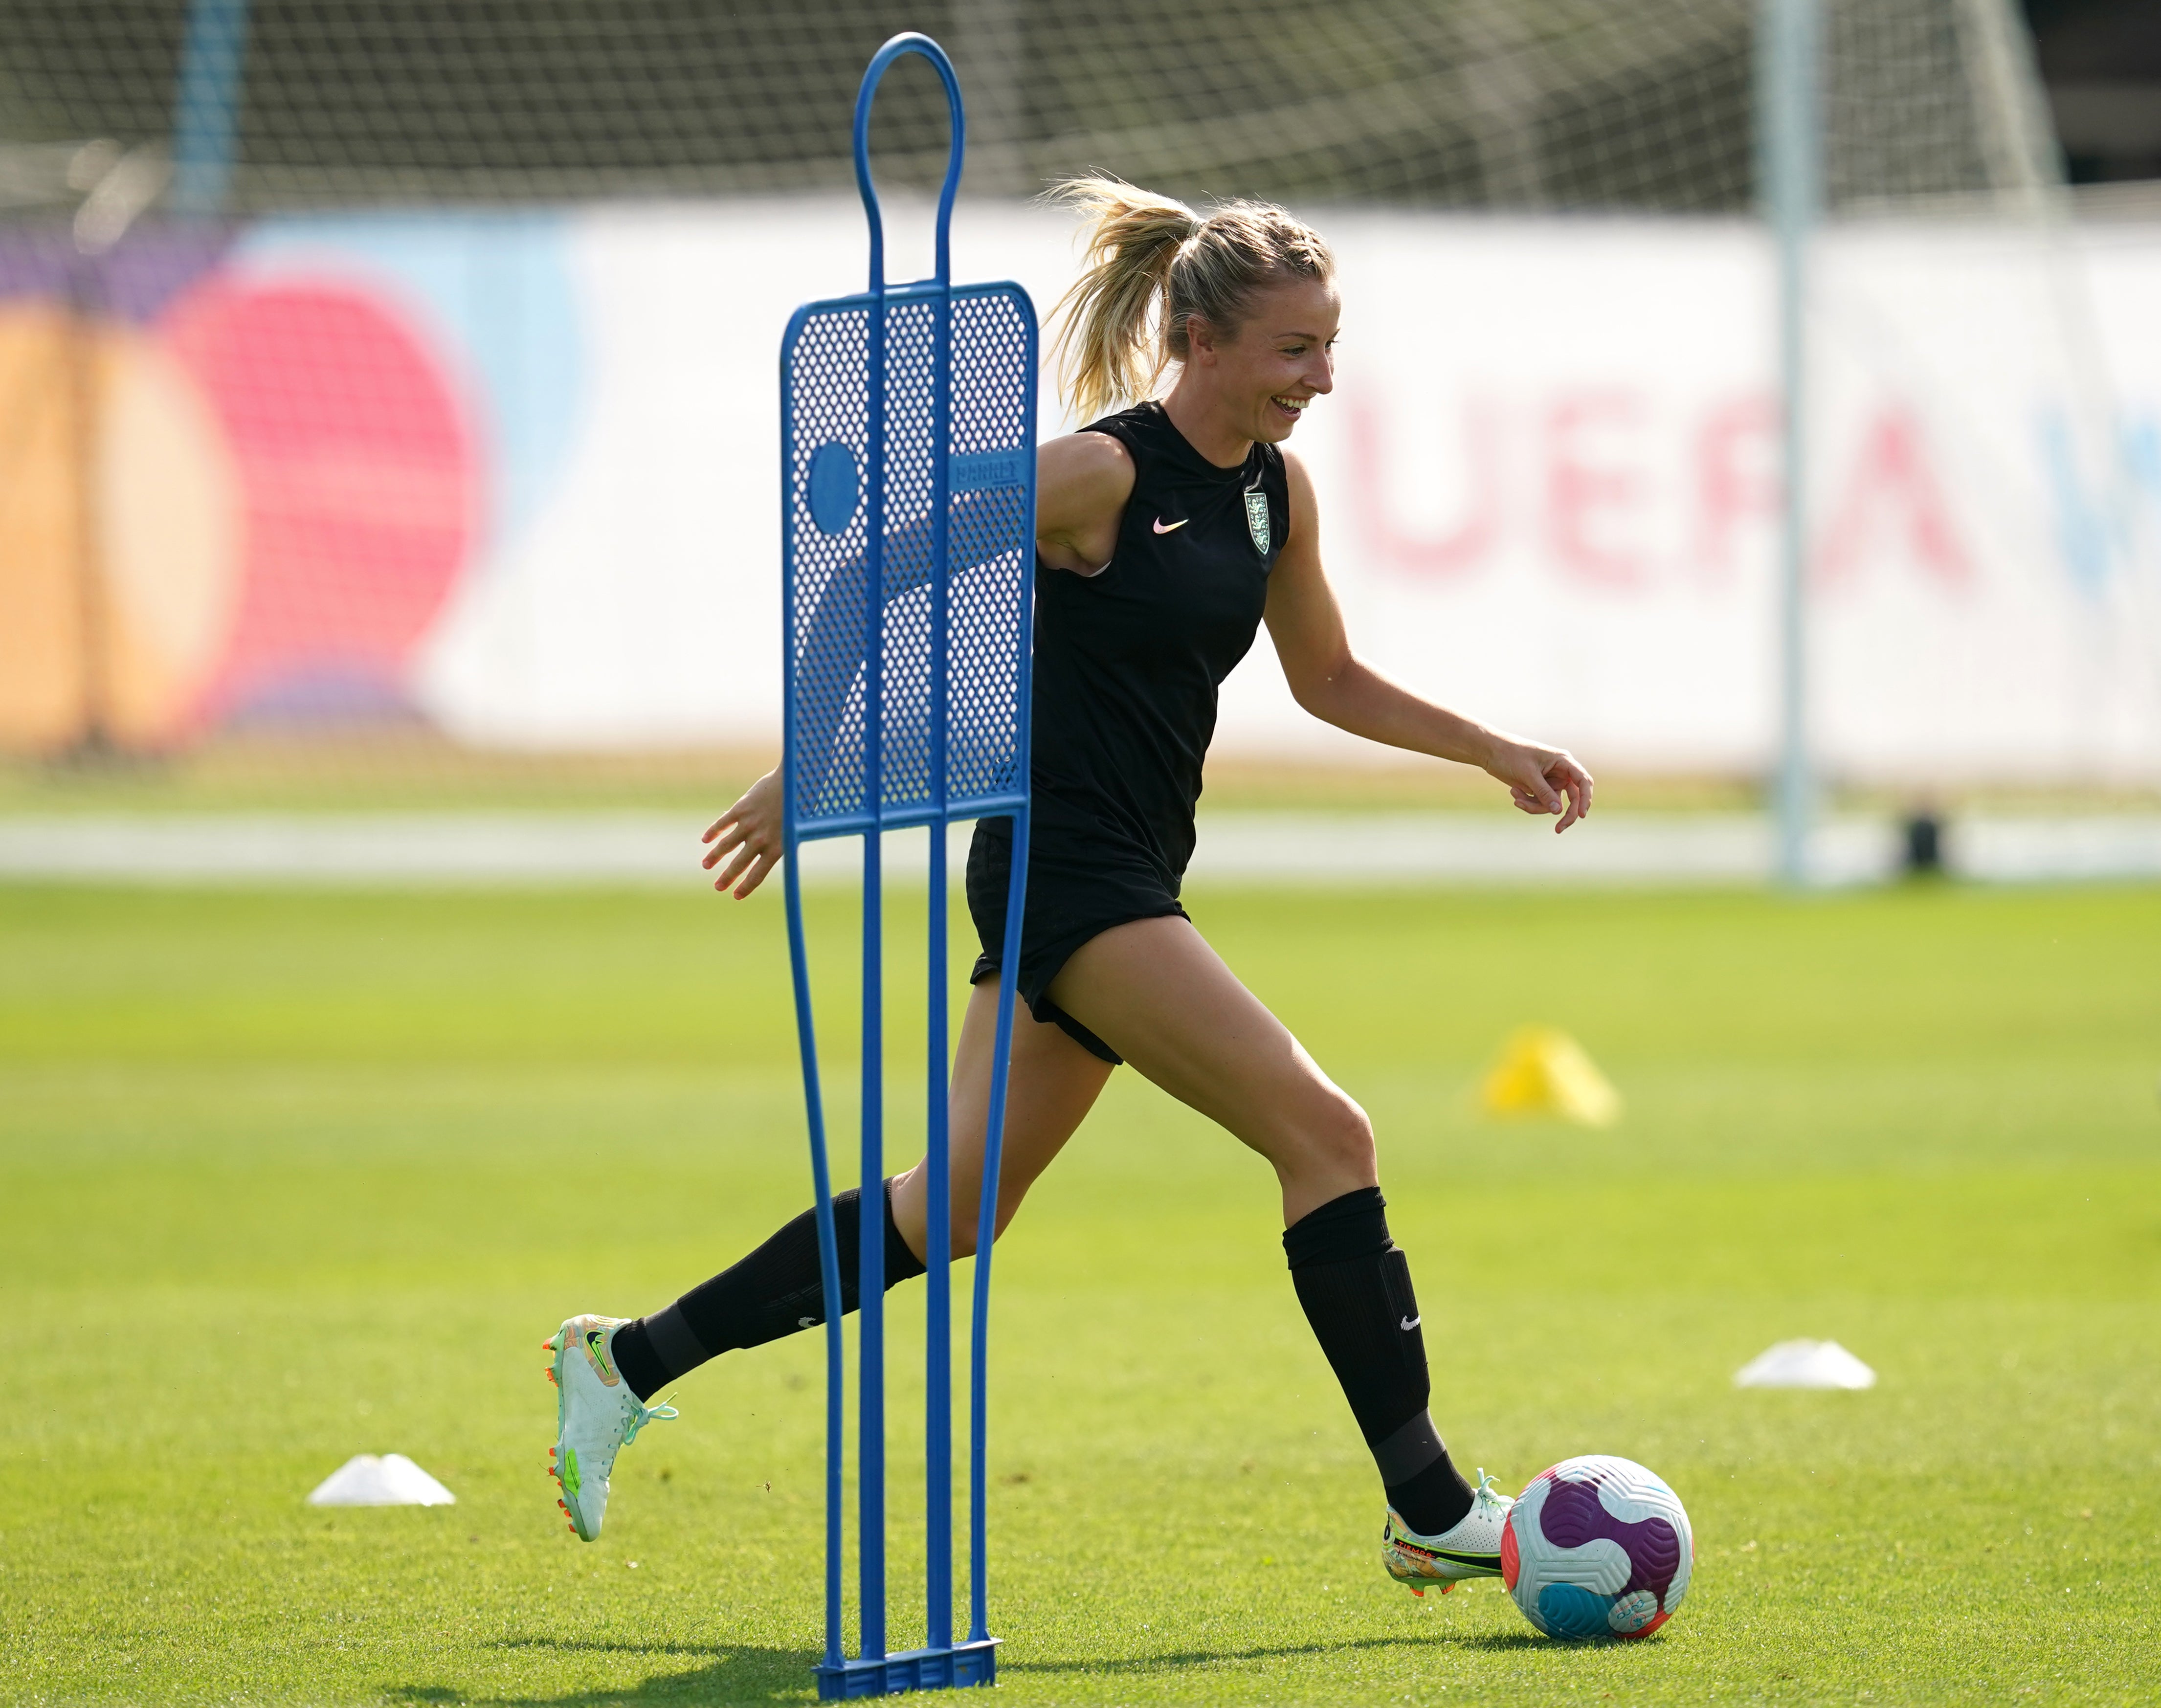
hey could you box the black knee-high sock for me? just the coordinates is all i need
[1284,1187,1474,1537]
[611,1181,926,1400]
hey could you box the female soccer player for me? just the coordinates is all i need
[547,179,1592,1597]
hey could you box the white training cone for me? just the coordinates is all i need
[306,1453,457,1507]
[1733,1339,1877,1390]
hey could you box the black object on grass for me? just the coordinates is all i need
[1902,809,1944,877]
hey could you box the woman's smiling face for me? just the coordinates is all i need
[1187,274,1339,447]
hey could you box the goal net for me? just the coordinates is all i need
[0,0,2056,212]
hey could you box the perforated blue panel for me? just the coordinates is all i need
[783,281,1036,838]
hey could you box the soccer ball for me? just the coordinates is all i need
[1501,1455,1693,1640]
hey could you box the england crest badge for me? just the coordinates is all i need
[1243,488,1271,556]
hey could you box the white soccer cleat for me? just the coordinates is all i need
[1381,1469,1515,1596]
[544,1315,678,1541]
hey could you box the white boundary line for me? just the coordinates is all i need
[0,812,2156,887]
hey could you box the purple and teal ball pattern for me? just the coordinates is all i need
[1500,1455,1693,1640]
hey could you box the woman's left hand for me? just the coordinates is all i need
[1487,738,1594,832]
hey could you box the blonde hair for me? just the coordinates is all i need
[1046,176,1335,422]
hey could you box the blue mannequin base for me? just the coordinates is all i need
[816,1638,999,1699]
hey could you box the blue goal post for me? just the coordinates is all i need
[777,32,1038,1702]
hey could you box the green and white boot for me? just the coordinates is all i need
[1381,1470,1514,1596]
[544,1315,678,1541]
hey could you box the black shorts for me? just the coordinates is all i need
[964,817,1187,1066]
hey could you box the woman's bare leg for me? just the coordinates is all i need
[1037,914,1493,1561]
[889,977,1116,1261]
[895,912,1373,1246]
[1045,913,1377,1225]
[612,978,1108,1409]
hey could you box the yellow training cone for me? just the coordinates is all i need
[1479,1027,1622,1127]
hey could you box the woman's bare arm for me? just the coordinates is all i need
[1264,450,1593,830]
[705,432,1144,900]
[1034,430,1135,576]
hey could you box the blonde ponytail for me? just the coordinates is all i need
[1046,174,1337,422]
[1046,177,1199,424]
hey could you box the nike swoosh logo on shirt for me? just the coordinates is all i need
[1400,1315,1422,1331]
[1151,516,1188,533]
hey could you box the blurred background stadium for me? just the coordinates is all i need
[6,9,2159,1703]
[0,0,2155,881]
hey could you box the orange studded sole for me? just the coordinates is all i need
[544,1331,581,1539]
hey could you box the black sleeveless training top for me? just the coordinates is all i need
[1030,399,1289,881]
[965,400,1290,1055]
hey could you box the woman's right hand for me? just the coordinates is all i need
[701,768,785,898]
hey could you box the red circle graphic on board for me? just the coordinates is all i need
[162,277,476,722]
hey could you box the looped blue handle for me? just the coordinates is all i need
[853,32,966,294]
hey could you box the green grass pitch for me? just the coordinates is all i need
[3,878,2158,1705]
